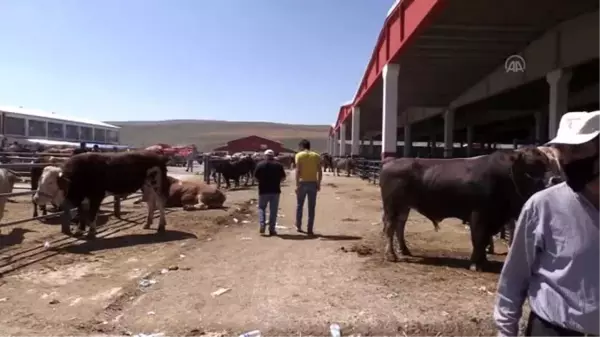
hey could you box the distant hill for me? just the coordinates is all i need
[105,119,331,152]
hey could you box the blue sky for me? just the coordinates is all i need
[0,0,394,125]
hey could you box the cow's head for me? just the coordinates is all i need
[32,166,66,206]
[511,146,564,198]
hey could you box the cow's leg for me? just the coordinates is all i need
[143,186,156,229]
[74,199,90,237]
[487,237,495,255]
[113,195,122,218]
[85,197,103,239]
[41,205,47,216]
[468,212,493,272]
[394,210,411,256]
[154,190,167,233]
[33,200,39,218]
[144,166,167,232]
[383,206,410,262]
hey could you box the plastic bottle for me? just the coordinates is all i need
[239,330,261,337]
[330,323,341,337]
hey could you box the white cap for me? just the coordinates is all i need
[547,111,600,145]
[264,149,275,156]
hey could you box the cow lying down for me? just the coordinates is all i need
[379,146,563,272]
[135,175,226,210]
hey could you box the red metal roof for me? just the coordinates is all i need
[333,0,445,131]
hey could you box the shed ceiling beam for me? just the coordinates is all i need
[419,35,532,43]
[450,10,598,109]
[416,44,517,51]
[455,109,536,129]
[429,24,539,33]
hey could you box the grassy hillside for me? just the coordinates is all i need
[105,119,331,152]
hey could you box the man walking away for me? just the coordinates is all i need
[494,111,600,336]
[254,149,286,236]
[294,139,322,236]
[186,145,198,172]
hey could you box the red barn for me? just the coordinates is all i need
[213,135,295,154]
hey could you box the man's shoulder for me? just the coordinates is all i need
[255,160,268,168]
[526,182,571,210]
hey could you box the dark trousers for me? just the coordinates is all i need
[526,311,596,336]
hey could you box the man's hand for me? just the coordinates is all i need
[316,183,321,192]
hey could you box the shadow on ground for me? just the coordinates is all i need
[277,233,362,241]
[0,228,36,248]
[405,255,503,274]
[59,230,197,254]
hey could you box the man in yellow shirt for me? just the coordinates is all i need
[294,139,322,235]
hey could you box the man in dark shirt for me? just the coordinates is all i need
[253,149,286,236]
[72,142,88,155]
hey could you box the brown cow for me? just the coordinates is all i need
[379,147,563,272]
[35,151,170,238]
[137,175,226,209]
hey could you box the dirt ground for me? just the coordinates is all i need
[0,171,521,336]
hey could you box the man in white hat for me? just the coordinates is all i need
[253,149,286,236]
[494,111,599,336]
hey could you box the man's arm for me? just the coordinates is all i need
[254,162,263,180]
[294,154,302,188]
[494,200,543,337]
[279,164,286,181]
[316,157,322,189]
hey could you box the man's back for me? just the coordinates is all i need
[254,160,285,194]
[295,150,320,182]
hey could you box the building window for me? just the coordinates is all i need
[94,128,106,142]
[66,125,79,140]
[107,130,119,143]
[5,116,25,136]
[48,122,64,139]
[28,119,47,138]
[80,126,93,141]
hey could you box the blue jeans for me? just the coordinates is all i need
[296,181,318,232]
[258,193,280,232]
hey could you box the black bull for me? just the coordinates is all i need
[210,156,257,189]
[379,147,562,272]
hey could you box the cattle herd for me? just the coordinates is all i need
[0,144,566,275]
[0,150,231,240]
[206,152,294,189]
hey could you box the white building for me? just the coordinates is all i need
[0,106,120,145]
